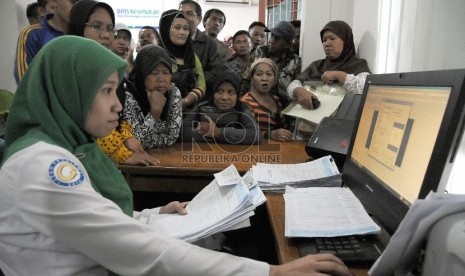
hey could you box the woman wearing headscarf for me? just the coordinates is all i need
[182,71,260,145]
[68,0,158,165]
[287,20,371,109]
[122,45,183,148]
[68,0,115,48]
[158,9,206,110]
[241,58,292,142]
[0,35,351,276]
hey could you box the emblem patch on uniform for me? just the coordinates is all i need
[48,159,84,187]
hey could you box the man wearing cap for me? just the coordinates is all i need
[255,21,301,107]
[111,23,134,73]
[111,23,132,59]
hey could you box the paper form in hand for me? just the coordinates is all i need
[282,83,345,124]
[284,187,381,237]
[144,165,266,242]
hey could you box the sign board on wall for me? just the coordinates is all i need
[104,0,179,41]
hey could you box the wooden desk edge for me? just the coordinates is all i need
[265,193,370,276]
[118,141,310,193]
[119,165,220,176]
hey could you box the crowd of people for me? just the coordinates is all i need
[1,0,372,274]
[13,0,371,151]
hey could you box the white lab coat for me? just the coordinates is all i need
[0,142,269,276]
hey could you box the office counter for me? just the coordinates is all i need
[119,141,372,274]
[119,141,309,193]
[266,193,370,276]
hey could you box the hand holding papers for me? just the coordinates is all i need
[284,187,381,238]
[282,82,345,125]
[144,165,265,243]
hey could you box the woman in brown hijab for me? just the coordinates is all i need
[287,20,371,109]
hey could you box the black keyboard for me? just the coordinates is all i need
[297,234,384,265]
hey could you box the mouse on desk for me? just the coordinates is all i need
[312,98,321,109]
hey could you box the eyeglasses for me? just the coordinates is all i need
[85,23,116,36]
[181,10,198,18]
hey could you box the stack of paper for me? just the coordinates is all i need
[284,186,381,237]
[144,165,266,243]
[251,156,341,192]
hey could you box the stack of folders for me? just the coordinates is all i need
[284,186,381,238]
[251,156,342,192]
[143,164,266,243]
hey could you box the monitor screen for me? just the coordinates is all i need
[351,85,450,204]
[343,69,465,235]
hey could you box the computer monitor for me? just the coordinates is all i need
[343,69,465,235]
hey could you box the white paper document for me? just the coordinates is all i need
[144,165,266,242]
[241,170,258,189]
[252,156,341,191]
[282,85,345,124]
[284,187,381,237]
[214,164,242,186]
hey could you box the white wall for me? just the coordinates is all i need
[301,0,465,74]
[300,0,356,70]
[352,0,379,73]
[403,0,465,72]
[197,0,260,41]
[300,0,379,72]
[0,1,24,93]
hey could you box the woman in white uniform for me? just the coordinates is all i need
[0,36,350,276]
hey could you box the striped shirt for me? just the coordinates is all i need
[14,14,63,84]
[240,92,287,138]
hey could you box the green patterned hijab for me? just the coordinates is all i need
[3,36,133,216]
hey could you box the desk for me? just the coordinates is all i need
[266,193,370,276]
[119,141,309,193]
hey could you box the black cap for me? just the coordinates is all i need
[269,21,295,41]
